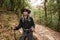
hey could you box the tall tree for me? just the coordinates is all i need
[57,0,60,31]
[44,0,47,25]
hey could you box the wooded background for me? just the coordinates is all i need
[0,0,60,32]
[0,0,60,40]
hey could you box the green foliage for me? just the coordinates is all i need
[46,0,60,32]
[0,0,30,12]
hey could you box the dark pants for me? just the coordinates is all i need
[19,29,34,40]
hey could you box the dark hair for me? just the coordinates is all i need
[21,8,31,14]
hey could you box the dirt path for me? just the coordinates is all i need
[33,24,60,40]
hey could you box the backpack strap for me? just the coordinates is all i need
[21,15,31,22]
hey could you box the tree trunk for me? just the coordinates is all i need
[57,0,60,31]
[44,0,47,25]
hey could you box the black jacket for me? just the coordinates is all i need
[15,16,35,30]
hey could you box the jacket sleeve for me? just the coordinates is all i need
[15,18,22,30]
[30,17,35,28]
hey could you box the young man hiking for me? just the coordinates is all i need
[13,8,35,40]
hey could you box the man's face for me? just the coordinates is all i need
[23,11,28,16]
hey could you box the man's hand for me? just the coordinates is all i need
[13,25,17,30]
[31,27,35,32]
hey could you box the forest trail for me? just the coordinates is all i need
[32,24,60,40]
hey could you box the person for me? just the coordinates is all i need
[13,8,35,40]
